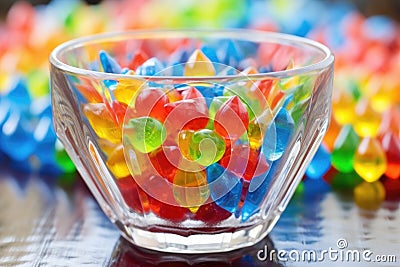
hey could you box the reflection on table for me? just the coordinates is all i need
[0,164,399,266]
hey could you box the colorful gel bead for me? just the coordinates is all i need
[221,40,243,67]
[178,129,194,160]
[353,137,387,183]
[149,197,190,223]
[194,201,232,225]
[262,108,294,161]
[1,110,36,161]
[83,103,122,143]
[133,88,169,122]
[354,181,385,210]
[323,116,341,151]
[117,176,149,214]
[180,86,207,106]
[220,144,269,182]
[305,144,331,179]
[55,140,76,173]
[331,125,360,173]
[136,57,165,76]
[149,146,180,183]
[164,99,209,132]
[143,173,190,222]
[106,144,130,178]
[184,49,216,76]
[99,50,122,74]
[113,77,144,105]
[188,129,226,166]
[241,160,276,221]
[247,109,273,150]
[128,50,149,70]
[172,168,209,213]
[206,163,242,213]
[7,78,31,109]
[124,116,166,153]
[332,89,356,125]
[353,99,381,137]
[208,96,231,120]
[214,95,249,141]
[379,106,400,135]
[381,131,400,179]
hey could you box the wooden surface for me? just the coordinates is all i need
[0,166,399,267]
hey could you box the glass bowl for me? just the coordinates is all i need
[50,29,334,253]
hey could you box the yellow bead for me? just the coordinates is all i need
[332,89,356,125]
[106,145,130,178]
[354,137,387,183]
[83,103,122,143]
[113,76,145,105]
[354,181,385,210]
[353,99,381,137]
[173,168,209,213]
[178,130,195,160]
[184,49,215,76]
[247,109,272,150]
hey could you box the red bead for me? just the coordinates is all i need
[220,145,269,182]
[214,96,249,141]
[194,201,232,225]
[381,131,400,179]
[180,86,207,107]
[149,197,190,223]
[149,146,181,183]
[110,100,127,126]
[134,88,169,122]
[75,83,103,103]
[141,173,191,223]
[128,50,149,70]
[117,176,150,214]
[164,99,209,132]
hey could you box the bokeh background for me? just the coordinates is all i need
[0,1,400,266]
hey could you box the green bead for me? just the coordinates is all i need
[55,141,76,173]
[124,117,166,153]
[189,129,226,166]
[331,125,360,173]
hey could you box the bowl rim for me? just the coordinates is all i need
[49,29,334,81]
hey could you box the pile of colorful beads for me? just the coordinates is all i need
[73,32,321,222]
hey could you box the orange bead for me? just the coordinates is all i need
[323,116,341,151]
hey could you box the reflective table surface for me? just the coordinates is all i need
[0,164,399,267]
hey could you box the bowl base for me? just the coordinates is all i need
[114,215,281,254]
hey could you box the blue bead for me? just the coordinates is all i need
[214,84,224,97]
[33,117,58,165]
[170,49,190,64]
[1,110,36,161]
[136,57,165,76]
[305,144,331,179]
[262,108,294,161]
[200,45,219,63]
[7,78,31,108]
[241,161,276,221]
[221,40,243,67]
[0,98,11,127]
[195,85,215,107]
[99,50,122,74]
[207,163,242,213]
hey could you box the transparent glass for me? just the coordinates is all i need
[50,30,334,253]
